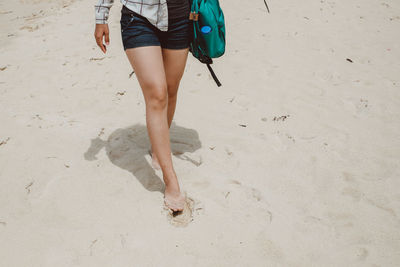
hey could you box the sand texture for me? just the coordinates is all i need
[0,0,400,266]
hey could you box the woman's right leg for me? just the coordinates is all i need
[125,46,185,211]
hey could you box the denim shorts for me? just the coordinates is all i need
[120,8,193,50]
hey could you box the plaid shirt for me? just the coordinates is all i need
[95,0,169,31]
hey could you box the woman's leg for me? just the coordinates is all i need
[162,47,190,128]
[150,47,190,167]
[125,46,184,211]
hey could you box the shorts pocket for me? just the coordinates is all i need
[120,14,135,32]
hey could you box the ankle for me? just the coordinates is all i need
[164,179,180,192]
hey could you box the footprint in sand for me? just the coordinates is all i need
[343,97,370,116]
[356,98,370,113]
[163,195,203,227]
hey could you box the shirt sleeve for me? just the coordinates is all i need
[94,0,114,24]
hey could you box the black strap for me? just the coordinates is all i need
[206,64,222,87]
[264,0,270,13]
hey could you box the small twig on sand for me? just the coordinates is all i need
[0,137,10,146]
[89,57,105,61]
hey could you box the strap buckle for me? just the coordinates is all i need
[189,11,198,21]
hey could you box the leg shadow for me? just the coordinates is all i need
[84,121,202,193]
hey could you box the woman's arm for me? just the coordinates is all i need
[94,0,115,24]
[93,0,114,53]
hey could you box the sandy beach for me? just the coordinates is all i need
[1,0,399,266]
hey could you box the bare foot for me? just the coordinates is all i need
[164,189,186,212]
[148,148,161,170]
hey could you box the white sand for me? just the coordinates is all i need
[0,0,399,266]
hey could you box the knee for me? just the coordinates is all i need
[168,90,178,100]
[167,82,180,99]
[147,85,168,110]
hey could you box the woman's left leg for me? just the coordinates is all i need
[162,47,190,128]
[151,47,189,167]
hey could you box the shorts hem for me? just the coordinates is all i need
[161,44,190,50]
[124,42,161,50]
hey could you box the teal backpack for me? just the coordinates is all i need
[188,0,226,87]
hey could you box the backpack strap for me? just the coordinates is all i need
[206,64,222,87]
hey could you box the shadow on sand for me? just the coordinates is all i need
[84,121,202,193]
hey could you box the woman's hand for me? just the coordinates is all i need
[94,24,110,53]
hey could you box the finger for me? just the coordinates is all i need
[95,35,106,53]
[105,31,110,46]
[97,39,106,53]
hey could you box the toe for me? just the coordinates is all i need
[164,193,186,211]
